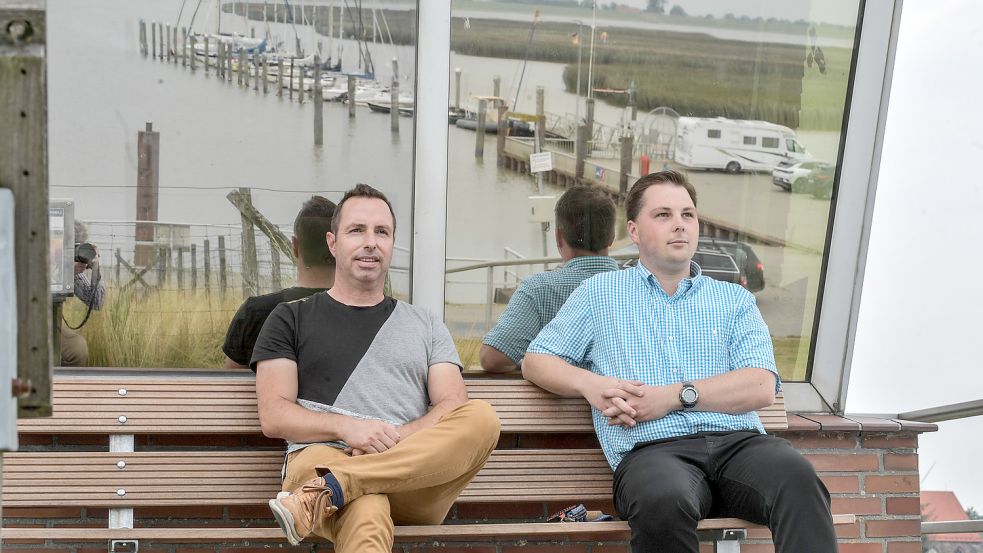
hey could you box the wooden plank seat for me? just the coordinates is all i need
[2,373,850,550]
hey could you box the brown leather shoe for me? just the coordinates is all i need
[268,476,339,545]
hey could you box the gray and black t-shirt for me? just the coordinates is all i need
[250,292,462,453]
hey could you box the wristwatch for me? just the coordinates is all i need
[679,382,699,410]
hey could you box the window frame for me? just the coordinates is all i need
[411,0,905,415]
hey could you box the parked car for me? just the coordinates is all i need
[799,163,836,199]
[772,160,833,192]
[698,237,765,292]
[612,238,765,293]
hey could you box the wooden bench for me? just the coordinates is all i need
[2,372,853,551]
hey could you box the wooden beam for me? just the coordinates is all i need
[0,0,51,417]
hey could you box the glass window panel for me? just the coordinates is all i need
[48,0,418,368]
[444,1,861,382]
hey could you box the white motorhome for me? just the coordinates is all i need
[673,116,811,173]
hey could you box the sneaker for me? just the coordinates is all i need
[268,476,339,545]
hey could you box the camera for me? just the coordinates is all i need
[74,242,97,268]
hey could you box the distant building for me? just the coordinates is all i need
[922,491,983,553]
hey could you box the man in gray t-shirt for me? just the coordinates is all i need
[254,184,500,551]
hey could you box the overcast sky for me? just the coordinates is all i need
[615,0,861,26]
[848,0,983,513]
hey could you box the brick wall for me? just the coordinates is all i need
[2,414,935,553]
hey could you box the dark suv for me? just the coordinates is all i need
[698,237,765,292]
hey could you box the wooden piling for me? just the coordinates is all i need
[203,239,212,292]
[475,99,487,158]
[139,21,148,56]
[262,56,268,94]
[314,55,323,145]
[277,59,284,96]
[217,235,228,297]
[189,35,197,71]
[171,26,177,64]
[238,187,258,297]
[181,27,187,66]
[190,243,198,290]
[619,134,634,193]
[253,57,259,91]
[216,41,223,78]
[151,21,157,58]
[496,104,508,166]
[176,247,185,290]
[158,23,164,60]
[203,36,209,74]
[238,48,246,87]
[390,58,399,133]
[289,58,295,101]
[348,74,356,117]
[165,24,170,62]
[270,240,282,290]
[226,44,233,82]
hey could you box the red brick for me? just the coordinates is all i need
[57,434,109,446]
[886,497,921,515]
[134,505,225,518]
[836,544,882,553]
[503,546,586,553]
[14,434,53,445]
[517,434,601,449]
[783,432,858,450]
[887,541,922,553]
[865,519,921,538]
[861,434,917,449]
[820,475,860,494]
[864,475,919,493]
[455,502,546,520]
[588,545,631,553]
[1,506,83,518]
[228,505,276,518]
[805,453,879,472]
[831,496,883,515]
[836,521,861,538]
[883,454,918,471]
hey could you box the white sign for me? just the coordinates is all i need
[529,152,553,173]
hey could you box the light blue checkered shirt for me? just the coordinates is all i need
[528,260,780,470]
[483,256,620,365]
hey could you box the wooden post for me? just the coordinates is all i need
[575,124,587,182]
[535,86,545,152]
[493,75,501,99]
[203,35,209,75]
[289,58,295,101]
[181,27,187,66]
[496,104,508,166]
[218,235,228,297]
[190,243,198,290]
[347,74,356,117]
[585,98,595,146]
[115,248,122,285]
[238,48,245,86]
[216,41,223,78]
[314,55,323,145]
[262,56,268,94]
[2,2,52,416]
[390,58,399,133]
[203,239,212,292]
[253,57,259,91]
[270,240,282,291]
[156,247,166,288]
[166,25,173,63]
[189,34,197,71]
[226,43,233,82]
[475,99,487,158]
[139,20,148,56]
[151,21,157,58]
[158,23,164,60]
[277,59,284,97]
[238,187,258,297]
[135,122,159,266]
[176,247,185,290]
[620,134,634,193]
[454,67,461,109]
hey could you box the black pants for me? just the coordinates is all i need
[613,431,836,553]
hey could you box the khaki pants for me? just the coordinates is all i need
[60,325,88,367]
[283,399,500,553]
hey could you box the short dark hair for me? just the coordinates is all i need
[294,196,337,267]
[625,170,698,222]
[331,183,396,234]
[555,186,616,253]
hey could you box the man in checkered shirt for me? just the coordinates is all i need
[524,171,836,552]
[479,186,619,373]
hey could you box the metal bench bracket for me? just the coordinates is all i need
[109,539,139,553]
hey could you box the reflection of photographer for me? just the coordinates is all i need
[61,223,105,366]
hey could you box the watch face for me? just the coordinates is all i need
[681,387,698,404]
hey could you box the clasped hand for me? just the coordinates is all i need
[341,418,401,456]
[585,376,674,428]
